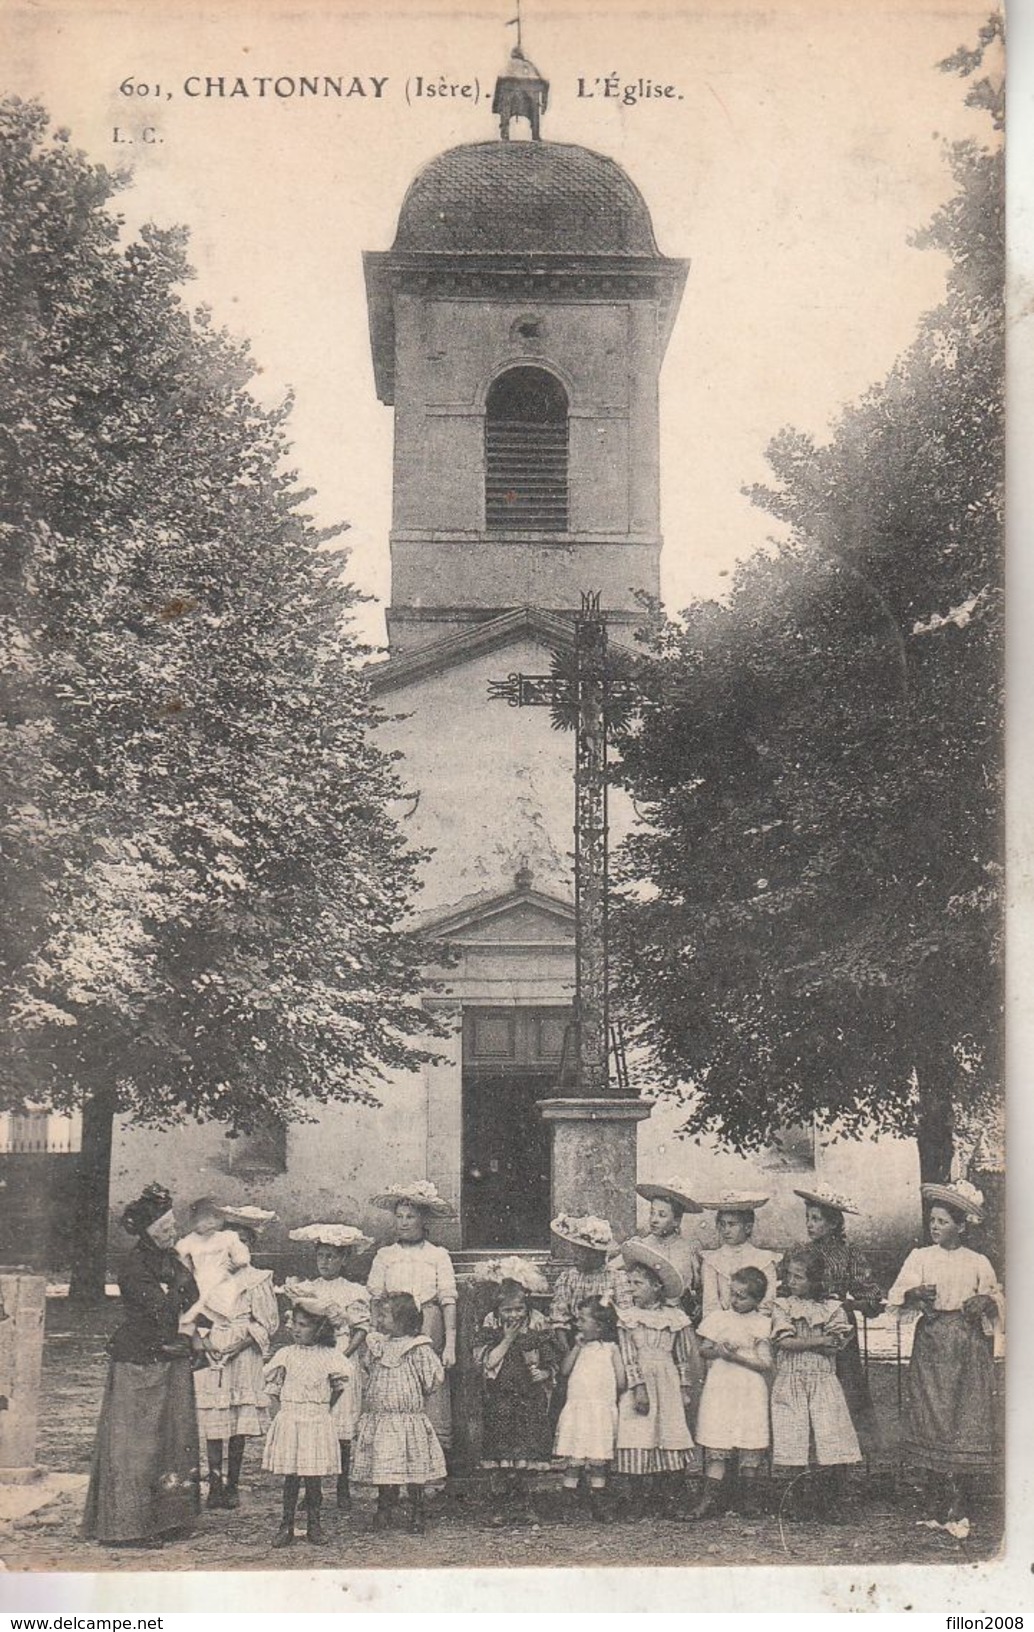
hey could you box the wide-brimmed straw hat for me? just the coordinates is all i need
[472,1256,550,1295]
[369,1181,455,1218]
[920,1180,985,1223]
[697,1191,769,1213]
[636,1179,702,1214]
[288,1223,374,1253]
[218,1204,277,1234]
[792,1185,859,1216]
[550,1213,616,1253]
[621,1238,685,1302]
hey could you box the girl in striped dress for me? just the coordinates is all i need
[352,1292,446,1534]
[615,1240,698,1517]
[770,1247,860,1521]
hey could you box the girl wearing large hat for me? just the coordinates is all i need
[793,1185,883,1460]
[82,1184,201,1547]
[629,1180,703,1317]
[697,1193,780,1318]
[194,1205,280,1513]
[367,1182,457,1455]
[548,1214,625,1338]
[284,1222,374,1511]
[614,1240,698,1516]
[886,1181,1004,1529]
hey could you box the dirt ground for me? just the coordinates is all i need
[0,1300,1004,1574]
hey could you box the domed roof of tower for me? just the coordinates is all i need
[392,141,661,258]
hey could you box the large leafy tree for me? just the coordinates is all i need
[612,22,1003,1186]
[0,100,437,1299]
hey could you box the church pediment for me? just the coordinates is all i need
[369,604,643,696]
[368,607,575,696]
[417,884,575,947]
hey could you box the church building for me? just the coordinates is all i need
[109,53,920,1268]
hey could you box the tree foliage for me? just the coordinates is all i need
[0,97,437,1142]
[612,23,1003,1183]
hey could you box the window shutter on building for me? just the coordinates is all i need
[485,366,568,531]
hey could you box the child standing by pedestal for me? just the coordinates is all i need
[770,1247,861,1521]
[692,1265,773,1518]
[262,1306,347,1548]
[352,1292,447,1534]
[553,1296,626,1521]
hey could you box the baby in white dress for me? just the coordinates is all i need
[176,1197,251,1330]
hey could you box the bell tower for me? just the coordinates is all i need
[362,49,689,1255]
[363,67,687,657]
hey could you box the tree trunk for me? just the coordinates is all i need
[915,1072,955,1186]
[67,1087,116,1305]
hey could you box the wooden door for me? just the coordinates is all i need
[461,1007,570,1249]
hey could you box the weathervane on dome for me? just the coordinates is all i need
[493,2,549,141]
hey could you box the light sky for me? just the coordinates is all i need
[7,0,993,646]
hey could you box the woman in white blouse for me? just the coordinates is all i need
[367,1182,458,1455]
[887,1180,1003,1529]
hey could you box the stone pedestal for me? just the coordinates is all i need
[0,1271,46,1484]
[537,1097,652,1242]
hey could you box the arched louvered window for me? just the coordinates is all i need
[485,367,568,532]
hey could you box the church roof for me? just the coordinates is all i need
[392,141,660,258]
[368,606,577,696]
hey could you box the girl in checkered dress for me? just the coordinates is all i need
[352,1292,446,1534]
[770,1247,861,1520]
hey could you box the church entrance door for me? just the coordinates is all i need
[461,1006,570,1249]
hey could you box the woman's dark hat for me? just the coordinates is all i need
[121,1183,174,1239]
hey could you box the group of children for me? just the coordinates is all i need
[169,1179,908,1546]
[480,1200,863,1527]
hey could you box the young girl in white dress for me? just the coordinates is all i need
[553,1296,626,1520]
[692,1264,773,1518]
[284,1222,373,1511]
[698,1194,780,1317]
[176,1197,251,1335]
[262,1305,347,1548]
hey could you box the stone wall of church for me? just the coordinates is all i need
[109,635,922,1267]
[377,635,636,913]
[387,294,662,630]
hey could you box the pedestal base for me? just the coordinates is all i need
[537,1097,652,1242]
[0,1466,42,1487]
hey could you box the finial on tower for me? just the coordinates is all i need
[493,4,549,141]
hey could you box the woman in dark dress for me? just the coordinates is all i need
[82,1184,202,1547]
[794,1185,884,1460]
